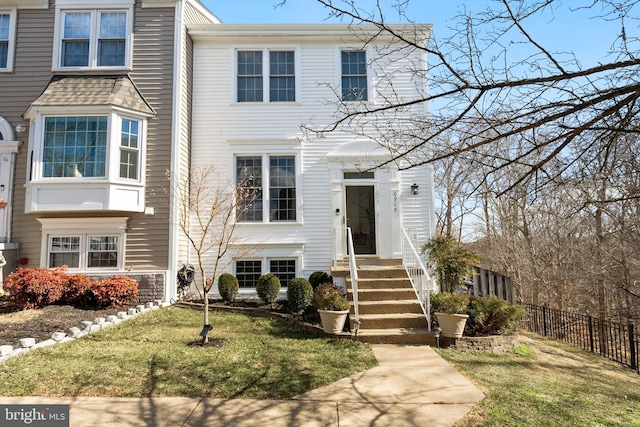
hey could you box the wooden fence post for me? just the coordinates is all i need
[630,323,637,372]
[588,316,594,353]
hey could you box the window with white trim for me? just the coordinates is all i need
[119,118,139,179]
[341,50,368,101]
[0,10,16,71]
[237,49,296,102]
[35,113,144,182]
[269,259,296,287]
[55,7,131,70]
[236,154,296,222]
[234,258,296,288]
[236,260,261,288]
[39,217,127,271]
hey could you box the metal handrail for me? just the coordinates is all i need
[345,227,360,336]
[401,227,434,331]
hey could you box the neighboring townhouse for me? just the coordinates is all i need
[187,24,435,296]
[0,0,219,302]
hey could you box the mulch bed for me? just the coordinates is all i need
[0,297,131,347]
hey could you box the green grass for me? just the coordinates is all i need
[437,333,640,427]
[0,307,376,399]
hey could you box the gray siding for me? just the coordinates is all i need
[128,3,176,270]
[2,2,178,273]
[3,6,56,268]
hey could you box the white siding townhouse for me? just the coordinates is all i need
[187,24,435,297]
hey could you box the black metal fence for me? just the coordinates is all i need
[523,304,639,374]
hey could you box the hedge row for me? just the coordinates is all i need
[3,267,138,310]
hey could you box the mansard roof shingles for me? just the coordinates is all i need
[27,75,155,116]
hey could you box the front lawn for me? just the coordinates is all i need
[0,306,376,399]
[439,334,640,426]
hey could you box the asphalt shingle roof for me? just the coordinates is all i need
[30,75,155,115]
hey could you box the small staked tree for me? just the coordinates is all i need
[171,165,256,345]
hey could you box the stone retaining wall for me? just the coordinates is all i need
[440,335,520,353]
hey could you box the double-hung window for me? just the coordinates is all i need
[119,118,140,180]
[55,6,131,70]
[236,154,297,222]
[237,49,296,102]
[39,217,127,271]
[49,235,118,269]
[341,50,368,101]
[0,10,15,71]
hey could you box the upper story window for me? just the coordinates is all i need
[0,10,16,71]
[341,50,368,101]
[54,5,132,70]
[236,154,297,222]
[237,49,297,103]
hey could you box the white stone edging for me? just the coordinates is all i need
[0,299,164,364]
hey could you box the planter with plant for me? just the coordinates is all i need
[422,234,481,338]
[312,283,350,334]
[429,291,470,338]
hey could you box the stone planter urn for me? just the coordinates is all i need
[435,312,469,338]
[318,309,349,334]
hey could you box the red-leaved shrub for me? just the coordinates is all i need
[3,267,69,309]
[3,268,139,310]
[61,274,94,305]
[83,275,139,309]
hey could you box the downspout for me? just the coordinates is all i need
[167,0,185,303]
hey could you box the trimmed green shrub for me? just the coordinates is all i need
[3,267,69,309]
[286,277,313,312]
[430,291,470,315]
[309,271,333,289]
[218,273,239,302]
[465,295,526,336]
[312,283,349,311]
[256,273,281,306]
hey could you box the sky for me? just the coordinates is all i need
[200,0,624,70]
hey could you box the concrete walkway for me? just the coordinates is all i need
[1,345,484,426]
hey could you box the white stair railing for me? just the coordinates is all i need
[401,227,434,331]
[332,226,360,336]
[345,227,360,336]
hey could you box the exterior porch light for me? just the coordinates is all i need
[411,183,419,195]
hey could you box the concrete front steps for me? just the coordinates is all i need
[333,263,432,345]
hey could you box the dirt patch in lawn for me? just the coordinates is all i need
[0,298,131,347]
